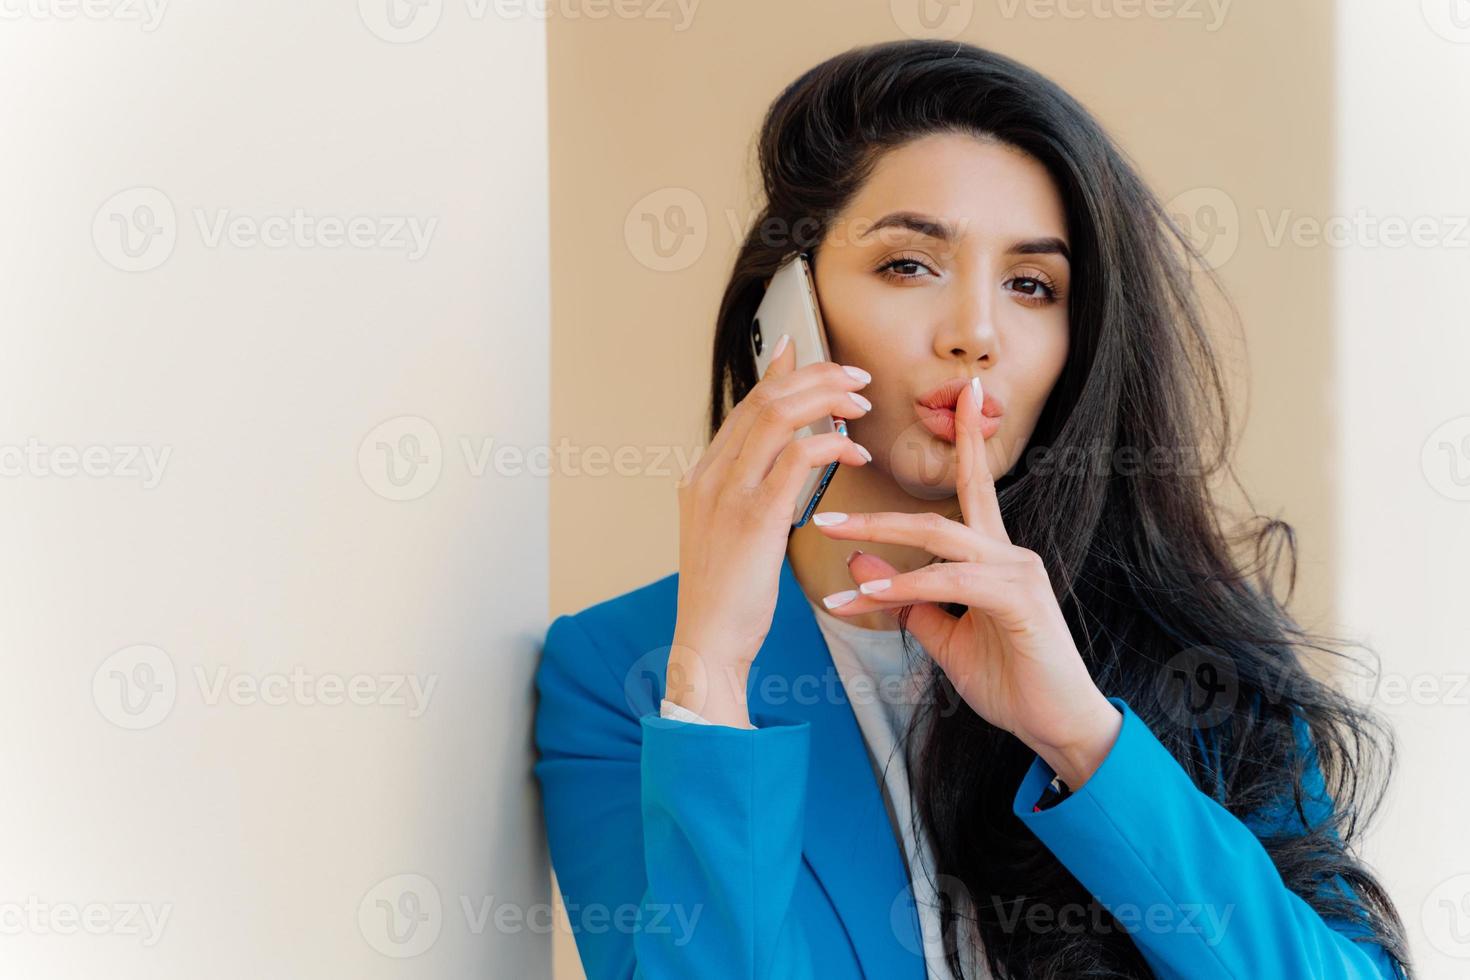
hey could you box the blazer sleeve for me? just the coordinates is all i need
[1009,696,1404,979]
[534,613,816,980]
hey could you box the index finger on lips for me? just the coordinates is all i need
[955,376,1011,544]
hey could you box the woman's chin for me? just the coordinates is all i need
[887,427,959,500]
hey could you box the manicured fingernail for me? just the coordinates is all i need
[845,549,864,565]
[812,511,848,526]
[970,376,983,408]
[853,442,871,462]
[822,589,858,609]
[848,392,872,412]
[843,365,871,384]
[859,578,891,594]
[772,333,790,359]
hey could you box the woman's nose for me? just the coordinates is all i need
[933,279,998,362]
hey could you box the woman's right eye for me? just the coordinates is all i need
[876,254,937,281]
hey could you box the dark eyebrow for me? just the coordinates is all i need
[864,211,1071,263]
[866,211,958,241]
[1011,236,1071,262]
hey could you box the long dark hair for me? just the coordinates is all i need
[706,39,1410,979]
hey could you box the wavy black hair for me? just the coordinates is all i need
[705,39,1410,979]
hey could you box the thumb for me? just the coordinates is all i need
[843,552,954,644]
[763,332,796,379]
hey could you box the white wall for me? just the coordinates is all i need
[0,3,550,976]
[1336,3,1470,976]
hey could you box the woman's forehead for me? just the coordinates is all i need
[832,135,1069,250]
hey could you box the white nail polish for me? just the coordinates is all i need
[970,376,983,407]
[812,512,848,526]
[772,333,790,359]
[853,443,871,462]
[859,578,891,594]
[822,589,858,609]
[843,365,872,384]
[849,392,872,412]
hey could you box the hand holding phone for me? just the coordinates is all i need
[668,267,871,724]
[749,251,848,527]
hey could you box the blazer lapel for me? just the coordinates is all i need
[746,552,927,980]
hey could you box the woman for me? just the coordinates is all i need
[534,39,1410,979]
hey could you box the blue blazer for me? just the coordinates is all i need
[534,551,1402,979]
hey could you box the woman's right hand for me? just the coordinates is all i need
[667,333,874,727]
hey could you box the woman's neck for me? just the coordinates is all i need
[786,462,958,632]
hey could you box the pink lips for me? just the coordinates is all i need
[914,377,1003,443]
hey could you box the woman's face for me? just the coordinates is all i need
[811,131,1071,501]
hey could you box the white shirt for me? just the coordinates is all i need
[660,597,961,980]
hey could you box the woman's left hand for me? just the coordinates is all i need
[812,376,1122,789]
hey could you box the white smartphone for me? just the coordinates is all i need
[749,251,845,528]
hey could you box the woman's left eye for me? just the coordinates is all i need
[1007,275,1060,305]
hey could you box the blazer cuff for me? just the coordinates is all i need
[1006,696,1399,978]
[1013,695,1135,818]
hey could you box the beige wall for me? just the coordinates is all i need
[548,2,1337,977]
